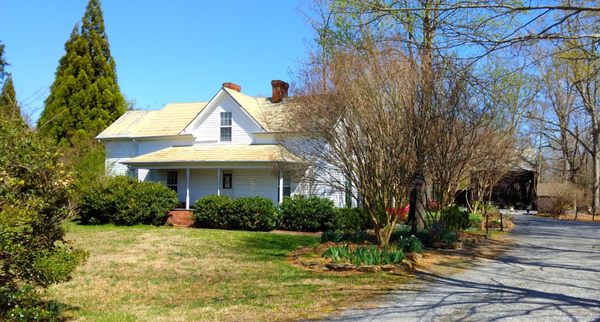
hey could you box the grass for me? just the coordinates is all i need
[47,223,409,321]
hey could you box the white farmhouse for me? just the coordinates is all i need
[97,81,346,210]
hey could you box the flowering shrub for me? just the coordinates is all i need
[0,117,86,320]
[386,205,409,221]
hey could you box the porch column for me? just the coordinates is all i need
[278,171,284,204]
[185,168,190,209]
[217,168,221,196]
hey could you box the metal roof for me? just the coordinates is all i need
[96,102,207,139]
[97,87,291,140]
[122,144,301,165]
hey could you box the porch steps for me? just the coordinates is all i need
[168,209,194,227]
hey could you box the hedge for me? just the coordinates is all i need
[332,207,371,231]
[279,195,336,232]
[79,176,178,226]
[193,195,280,231]
[195,194,371,233]
[192,195,233,229]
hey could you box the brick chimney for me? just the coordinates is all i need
[271,80,289,103]
[222,82,241,92]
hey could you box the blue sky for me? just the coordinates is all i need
[0,0,313,124]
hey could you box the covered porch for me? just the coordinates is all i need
[121,145,301,209]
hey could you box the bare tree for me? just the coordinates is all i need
[286,48,420,247]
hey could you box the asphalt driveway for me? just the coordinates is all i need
[331,214,600,321]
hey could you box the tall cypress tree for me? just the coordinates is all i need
[0,42,7,80]
[38,0,125,145]
[0,75,24,125]
[0,42,25,126]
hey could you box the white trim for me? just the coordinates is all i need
[185,168,190,209]
[97,134,195,141]
[181,90,223,134]
[222,89,267,131]
[123,162,287,169]
[278,171,284,204]
[182,89,266,135]
[217,168,221,196]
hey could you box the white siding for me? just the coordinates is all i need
[293,167,349,208]
[145,168,278,205]
[189,169,218,202]
[295,179,346,208]
[230,169,278,203]
[190,93,263,144]
[104,141,136,175]
[103,138,193,180]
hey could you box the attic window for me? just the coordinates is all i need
[220,112,232,142]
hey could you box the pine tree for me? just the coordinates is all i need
[38,0,125,145]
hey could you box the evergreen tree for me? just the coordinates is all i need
[0,42,7,80]
[38,0,125,144]
[0,42,26,126]
[0,75,24,125]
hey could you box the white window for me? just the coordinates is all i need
[167,171,178,193]
[220,112,232,142]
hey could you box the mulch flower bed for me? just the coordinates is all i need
[289,242,424,274]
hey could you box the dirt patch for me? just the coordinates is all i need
[422,234,512,276]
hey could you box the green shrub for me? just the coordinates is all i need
[193,195,234,229]
[332,207,371,231]
[31,246,87,286]
[128,181,178,226]
[78,178,113,224]
[390,229,431,247]
[0,117,86,320]
[469,213,483,229]
[231,197,280,231]
[79,176,178,226]
[0,285,59,321]
[440,205,470,233]
[440,230,459,245]
[323,245,406,266]
[193,195,280,231]
[397,235,424,254]
[280,195,335,232]
[321,230,373,243]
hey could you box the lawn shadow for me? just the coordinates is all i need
[45,299,81,321]
[327,271,600,321]
[236,231,319,261]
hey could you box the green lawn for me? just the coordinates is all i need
[48,224,409,321]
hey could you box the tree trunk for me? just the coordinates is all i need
[377,225,395,248]
[593,132,599,221]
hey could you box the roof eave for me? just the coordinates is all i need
[96,134,195,141]
[122,160,303,169]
